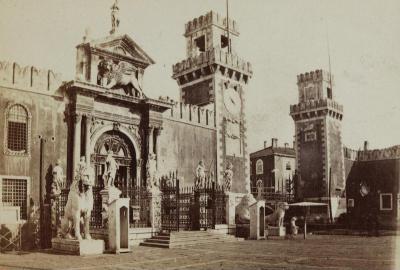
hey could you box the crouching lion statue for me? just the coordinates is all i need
[59,161,94,240]
[265,202,289,227]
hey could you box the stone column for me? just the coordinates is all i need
[154,128,161,170]
[148,127,154,155]
[85,115,91,165]
[72,113,82,177]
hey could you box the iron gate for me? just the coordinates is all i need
[160,176,226,232]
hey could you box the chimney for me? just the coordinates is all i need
[364,141,369,151]
[264,141,268,148]
[271,138,278,148]
[284,142,289,149]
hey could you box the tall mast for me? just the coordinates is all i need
[326,23,333,90]
[226,0,231,53]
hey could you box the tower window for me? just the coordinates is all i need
[380,193,392,210]
[5,104,31,155]
[194,35,206,53]
[286,162,291,170]
[304,131,317,142]
[221,35,229,49]
[327,87,332,99]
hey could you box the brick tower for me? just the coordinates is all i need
[290,70,346,220]
[172,11,253,192]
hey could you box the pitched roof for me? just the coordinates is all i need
[250,146,295,159]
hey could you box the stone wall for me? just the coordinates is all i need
[0,61,62,93]
[158,117,217,186]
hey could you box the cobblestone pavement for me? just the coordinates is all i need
[0,235,399,270]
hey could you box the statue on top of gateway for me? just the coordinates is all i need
[110,0,120,35]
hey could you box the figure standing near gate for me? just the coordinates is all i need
[51,159,64,196]
[195,160,206,188]
[223,162,233,192]
[103,150,119,188]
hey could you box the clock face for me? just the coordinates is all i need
[224,87,241,117]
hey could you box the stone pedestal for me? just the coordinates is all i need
[225,192,236,226]
[100,186,122,227]
[267,226,286,237]
[249,200,266,240]
[51,238,104,255]
[108,198,130,254]
[149,189,161,231]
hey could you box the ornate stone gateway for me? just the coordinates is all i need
[92,130,136,188]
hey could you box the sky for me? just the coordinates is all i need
[0,0,399,153]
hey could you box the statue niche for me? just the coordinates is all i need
[97,58,144,98]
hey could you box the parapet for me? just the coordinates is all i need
[343,145,400,161]
[297,69,332,84]
[0,61,62,93]
[172,47,252,78]
[184,11,239,37]
[290,98,343,115]
[161,98,216,128]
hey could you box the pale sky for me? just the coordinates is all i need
[1,0,399,153]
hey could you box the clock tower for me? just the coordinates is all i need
[172,11,252,192]
[290,70,346,220]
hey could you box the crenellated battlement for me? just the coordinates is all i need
[160,97,216,128]
[184,11,239,37]
[172,47,252,78]
[344,145,400,161]
[0,61,62,93]
[290,98,343,115]
[297,69,332,84]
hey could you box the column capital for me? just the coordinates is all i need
[74,113,83,123]
[154,127,163,137]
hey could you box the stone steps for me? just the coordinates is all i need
[140,230,242,248]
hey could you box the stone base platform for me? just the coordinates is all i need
[267,226,286,237]
[52,238,104,256]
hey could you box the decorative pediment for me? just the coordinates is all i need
[89,34,155,68]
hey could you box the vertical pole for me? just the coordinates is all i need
[226,0,231,54]
[176,178,180,231]
[212,182,216,228]
[304,207,307,240]
[328,167,333,223]
[39,137,45,248]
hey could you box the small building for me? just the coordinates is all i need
[344,141,400,227]
[250,138,296,207]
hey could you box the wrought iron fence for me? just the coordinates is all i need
[120,185,151,228]
[160,173,227,232]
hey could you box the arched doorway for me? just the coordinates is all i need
[91,130,137,188]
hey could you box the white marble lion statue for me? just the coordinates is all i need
[265,202,289,227]
[98,59,144,97]
[59,163,94,240]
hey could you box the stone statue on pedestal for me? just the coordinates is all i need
[195,160,206,188]
[59,157,94,240]
[235,193,257,224]
[51,159,64,196]
[223,162,233,191]
[110,0,120,35]
[103,151,119,188]
[265,202,289,227]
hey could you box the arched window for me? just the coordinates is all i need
[256,159,263,175]
[5,104,31,155]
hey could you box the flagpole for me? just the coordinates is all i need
[226,0,231,53]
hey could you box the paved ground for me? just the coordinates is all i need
[0,235,399,270]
